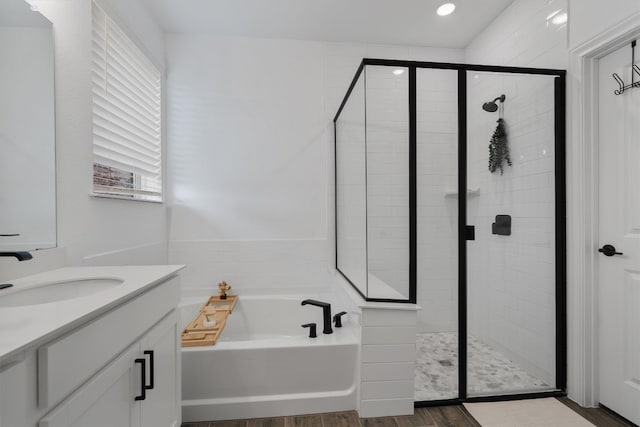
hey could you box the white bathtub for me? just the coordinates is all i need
[179,295,360,422]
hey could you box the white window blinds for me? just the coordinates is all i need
[92,2,162,201]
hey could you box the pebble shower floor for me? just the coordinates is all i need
[415,332,550,401]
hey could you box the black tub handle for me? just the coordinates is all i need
[302,323,317,338]
[333,311,347,328]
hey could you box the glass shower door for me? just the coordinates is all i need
[465,71,560,397]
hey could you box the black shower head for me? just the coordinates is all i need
[482,94,506,112]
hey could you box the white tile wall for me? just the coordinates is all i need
[361,380,414,400]
[82,242,167,266]
[362,344,415,363]
[465,0,568,69]
[359,306,416,417]
[359,398,414,418]
[169,240,331,293]
[361,307,417,326]
[361,362,414,382]
[569,0,640,50]
[362,326,417,345]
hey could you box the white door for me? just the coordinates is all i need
[598,43,640,425]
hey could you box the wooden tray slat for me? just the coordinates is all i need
[181,295,237,347]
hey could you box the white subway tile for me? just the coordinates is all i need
[362,326,417,345]
[362,309,416,327]
[361,344,415,363]
[359,398,414,418]
[361,380,414,400]
[361,362,415,381]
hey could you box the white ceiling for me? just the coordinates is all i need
[140,0,515,48]
[0,0,51,27]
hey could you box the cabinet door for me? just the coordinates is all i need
[39,345,141,427]
[140,311,179,427]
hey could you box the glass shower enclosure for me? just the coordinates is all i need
[334,59,566,403]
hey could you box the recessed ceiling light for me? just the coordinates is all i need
[437,2,456,16]
[393,69,405,76]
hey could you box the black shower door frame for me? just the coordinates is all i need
[333,59,567,404]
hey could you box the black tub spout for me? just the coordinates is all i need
[301,299,333,334]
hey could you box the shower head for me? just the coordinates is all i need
[482,94,506,112]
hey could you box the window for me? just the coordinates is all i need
[92,2,162,202]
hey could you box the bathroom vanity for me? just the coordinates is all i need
[0,265,184,427]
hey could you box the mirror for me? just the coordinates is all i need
[0,0,55,252]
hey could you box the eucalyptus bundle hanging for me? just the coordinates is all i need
[488,117,511,175]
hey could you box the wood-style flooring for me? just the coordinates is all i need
[182,398,636,427]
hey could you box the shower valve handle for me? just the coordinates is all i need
[598,244,623,256]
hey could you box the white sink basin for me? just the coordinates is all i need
[0,278,124,307]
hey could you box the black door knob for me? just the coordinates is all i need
[598,244,623,256]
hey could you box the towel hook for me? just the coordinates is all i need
[612,40,640,95]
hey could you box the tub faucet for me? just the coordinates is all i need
[301,299,333,334]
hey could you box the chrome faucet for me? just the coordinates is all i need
[301,299,333,334]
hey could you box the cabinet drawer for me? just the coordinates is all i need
[38,276,180,408]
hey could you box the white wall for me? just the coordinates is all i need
[0,0,168,282]
[166,35,327,242]
[166,35,462,293]
[466,0,568,68]
[569,0,640,50]
[166,35,330,292]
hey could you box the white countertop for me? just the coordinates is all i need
[0,265,184,363]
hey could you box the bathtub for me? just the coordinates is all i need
[179,295,360,422]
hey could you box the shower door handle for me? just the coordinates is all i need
[598,244,623,256]
[465,225,475,241]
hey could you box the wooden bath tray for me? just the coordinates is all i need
[181,295,237,347]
